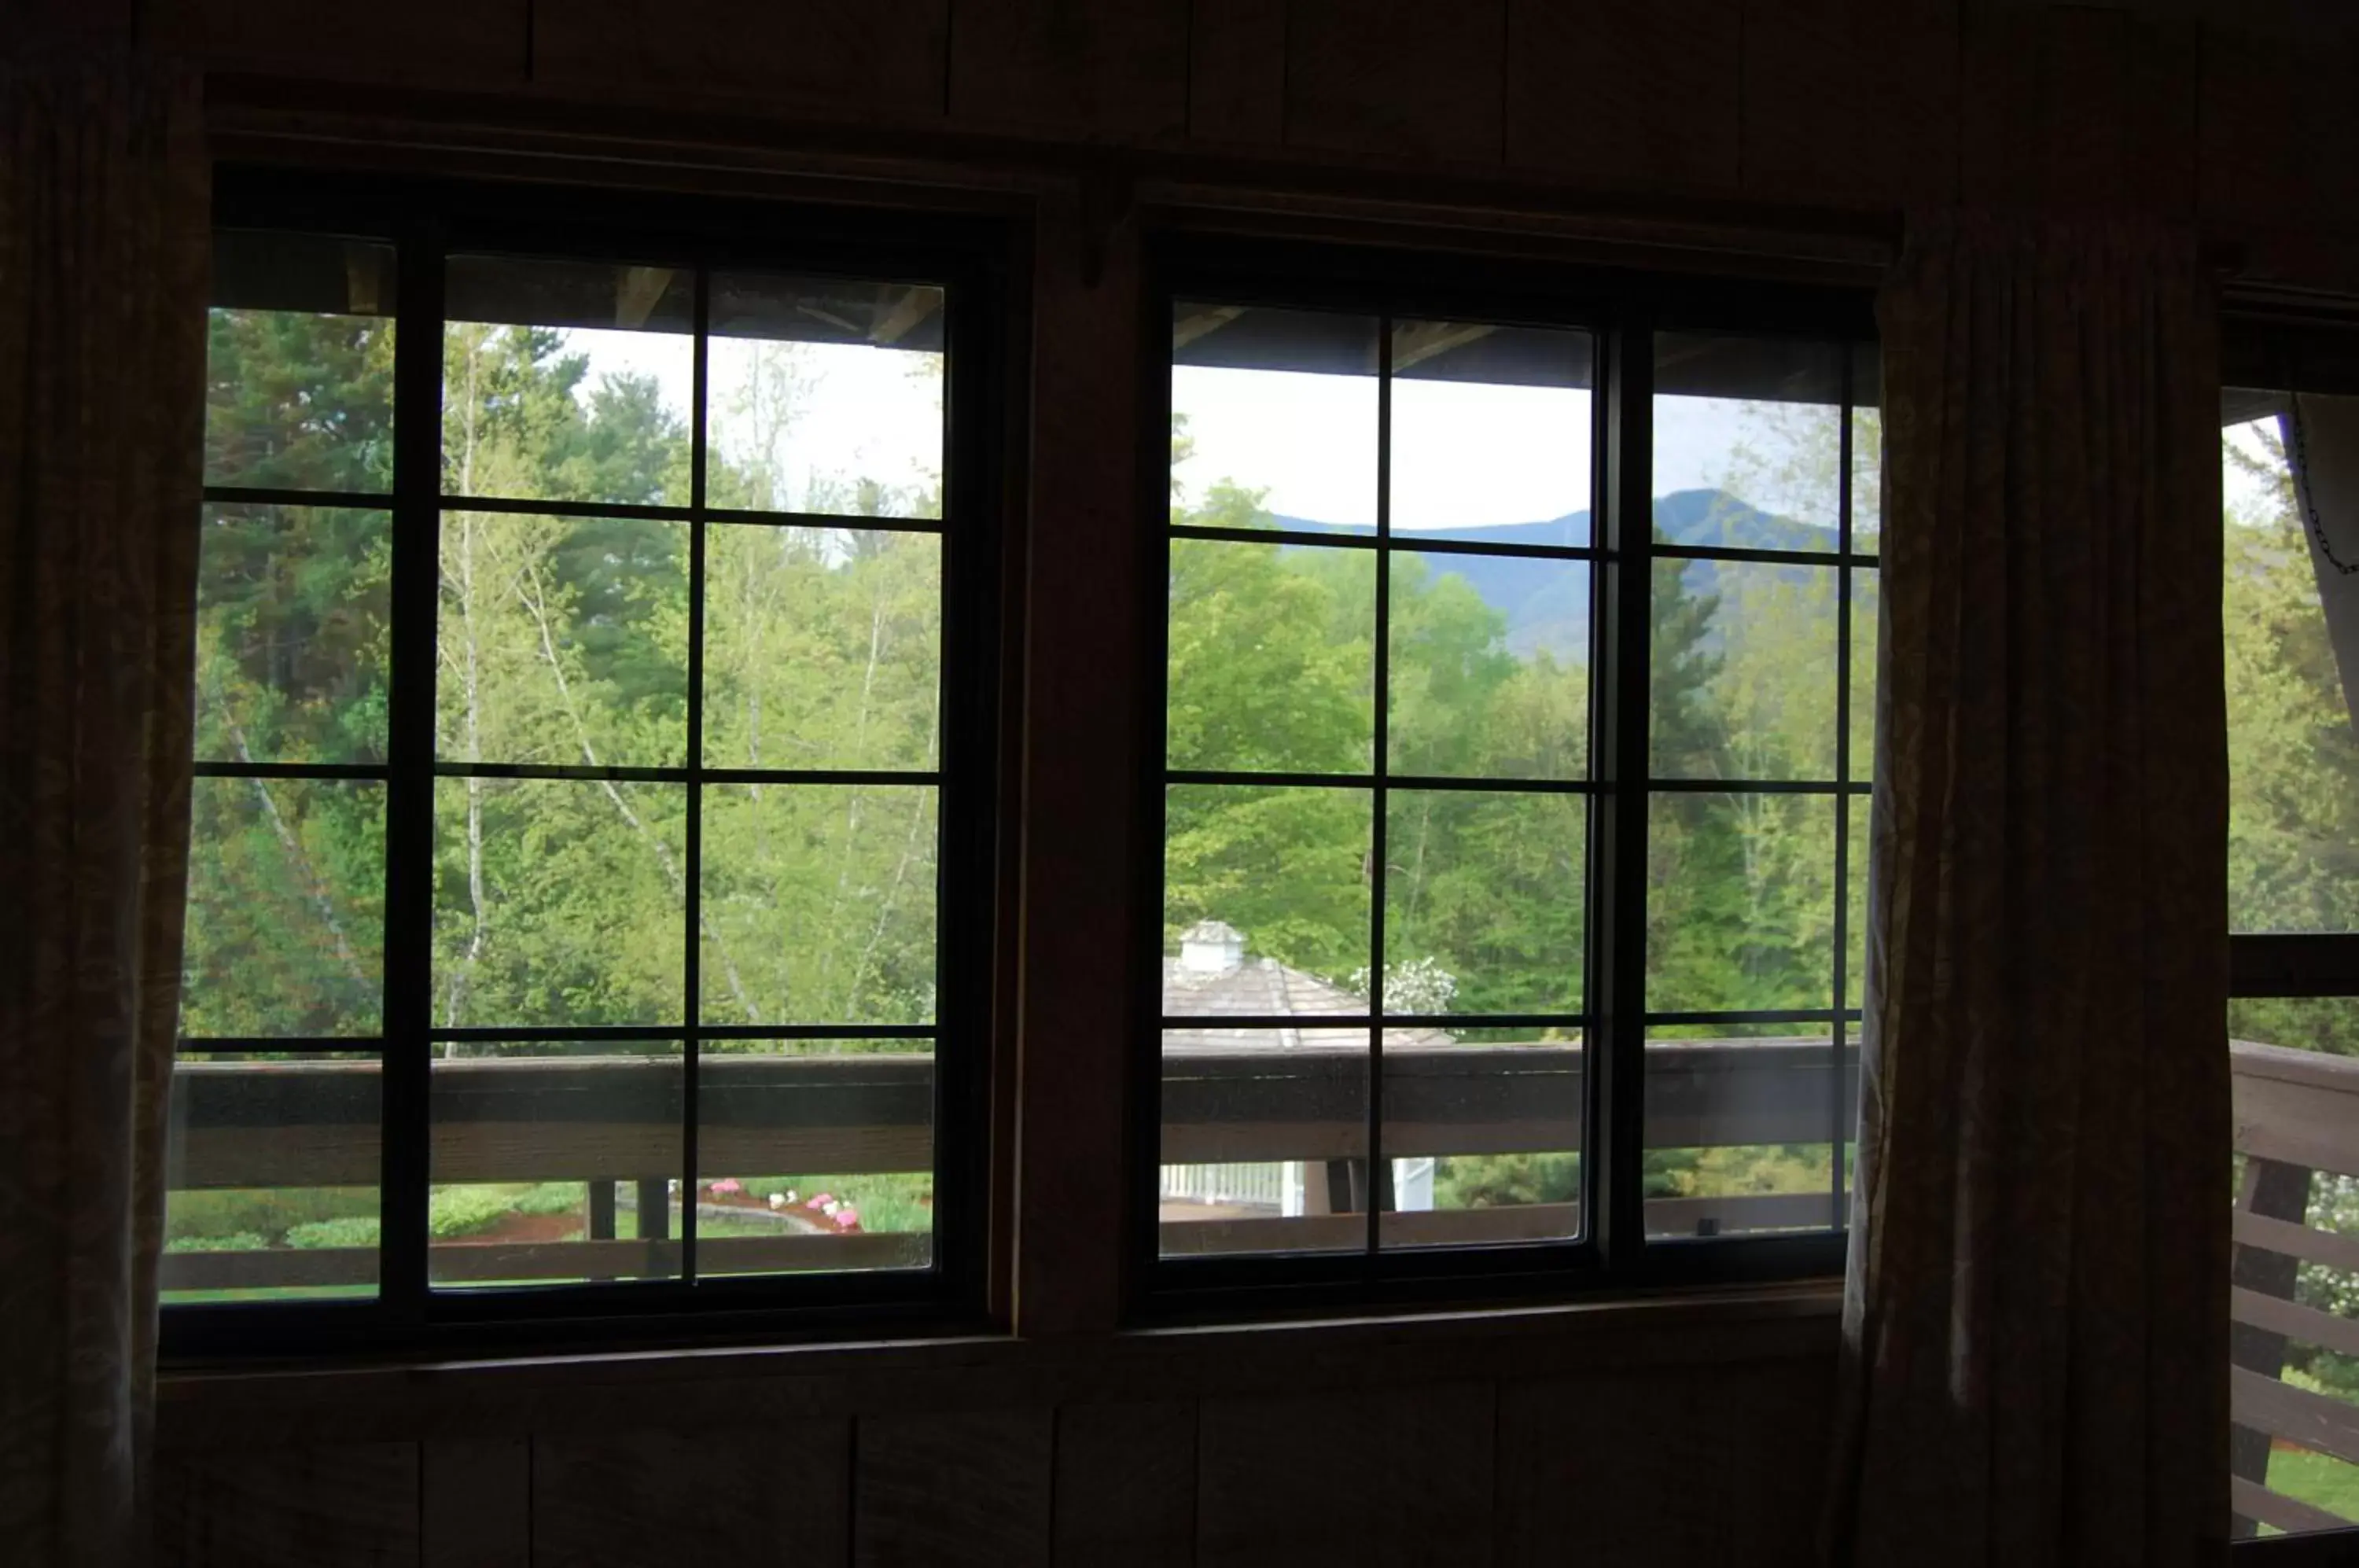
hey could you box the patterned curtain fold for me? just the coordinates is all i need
[1827,218,2232,1567]
[0,54,206,1568]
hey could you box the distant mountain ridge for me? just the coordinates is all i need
[1271,488,1837,659]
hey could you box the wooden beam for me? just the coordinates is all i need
[1172,304,1246,350]
[1390,318,1495,372]
[2232,1286,2359,1363]
[869,284,940,345]
[2236,1210,2359,1277]
[2232,1366,2359,1470]
[615,266,675,329]
[2228,1476,2355,1537]
[160,1231,928,1293]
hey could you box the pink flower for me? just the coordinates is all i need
[709,1178,742,1196]
[833,1208,859,1230]
[806,1192,834,1210]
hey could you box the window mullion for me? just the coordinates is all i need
[1599,314,1654,1269]
[377,219,447,1327]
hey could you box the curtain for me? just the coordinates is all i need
[0,54,205,1568]
[1827,219,2231,1566]
[2281,393,2359,738]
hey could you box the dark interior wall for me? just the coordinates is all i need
[72,0,2357,1560]
[139,0,2359,288]
[156,1300,1840,1566]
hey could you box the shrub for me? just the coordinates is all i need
[166,1232,268,1253]
[285,1216,381,1250]
[429,1186,517,1239]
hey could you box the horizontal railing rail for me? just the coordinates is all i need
[164,1036,1861,1292]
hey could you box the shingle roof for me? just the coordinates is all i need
[1160,954,1454,1053]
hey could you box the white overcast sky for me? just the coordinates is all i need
[564,330,2286,530]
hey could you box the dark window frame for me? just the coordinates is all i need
[166,168,1011,1359]
[1133,236,1879,1316]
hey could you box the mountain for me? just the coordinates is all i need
[1271,489,1840,659]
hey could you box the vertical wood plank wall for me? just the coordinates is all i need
[125,0,2359,1562]
[154,1308,1839,1566]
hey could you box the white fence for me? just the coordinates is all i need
[1161,1161,1287,1211]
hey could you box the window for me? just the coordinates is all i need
[1146,244,1876,1296]
[2220,365,2359,1542]
[165,175,1001,1349]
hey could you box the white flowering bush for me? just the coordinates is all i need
[1346,955,1457,1015]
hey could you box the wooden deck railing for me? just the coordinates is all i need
[2229,1038,2359,1539]
[164,1036,1859,1290]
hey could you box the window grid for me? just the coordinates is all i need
[1151,268,1878,1295]
[1636,344,1875,1239]
[173,183,996,1352]
[1160,310,1602,1261]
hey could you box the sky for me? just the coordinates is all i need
[536,326,945,513]
[556,327,2292,537]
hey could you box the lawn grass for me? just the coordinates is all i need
[2269,1445,2359,1529]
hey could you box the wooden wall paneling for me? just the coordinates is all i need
[146,0,532,87]
[1961,3,2201,217]
[853,1408,1055,1566]
[154,1441,421,1568]
[530,2,951,119]
[422,1440,529,1568]
[1052,1401,1196,1566]
[1010,178,1144,1340]
[529,1421,849,1568]
[1283,0,1509,165]
[1188,0,1287,148]
[1497,1359,1830,1568]
[1739,0,1960,211]
[1194,1382,1496,1568]
[2285,0,2359,236]
[947,0,1190,138]
[2199,1,2303,230]
[1503,0,1743,197]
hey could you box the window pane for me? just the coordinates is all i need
[705,275,944,519]
[432,779,686,1029]
[429,1040,681,1288]
[207,231,396,493]
[436,510,689,769]
[1168,540,1374,775]
[1844,796,1868,1013]
[1161,1026,1367,1257]
[1165,784,1372,1011]
[197,505,391,766]
[703,525,940,772]
[1643,1025,1848,1239]
[1654,334,1843,552]
[1849,568,1878,780]
[443,256,694,507]
[1851,344,1882,551]
[2225,403,2359,934]
[1384,790,1583,1016]
[182,777,385,1038]
[1390,322,1591,547]
[1389,551,1588,780]
[1647,790,1837,1014]
[1381,1025,1582,1249]
[1651,558,1840,782]
[1171,304,1378,533]
[699,784,938,1027]
[164,1050,380,1302]
[696,1038,933,1276]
